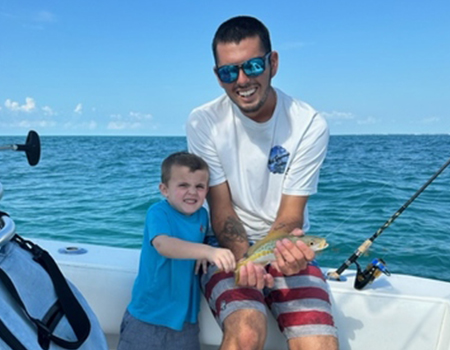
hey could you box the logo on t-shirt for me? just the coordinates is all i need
[268,145,290,174]
[200,224,206,234]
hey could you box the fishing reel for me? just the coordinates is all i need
[330,155,450,290]
[0,131,40,248]
[0,130,41,166]
[354,258,391,290]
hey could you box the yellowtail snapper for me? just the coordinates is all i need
[235,231,328,283]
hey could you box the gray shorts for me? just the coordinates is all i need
[202,263,337,339]
[117,310,200,350]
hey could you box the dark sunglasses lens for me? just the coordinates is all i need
[218,66,239,83]
[217,55,268,83]
[243,58,266,76]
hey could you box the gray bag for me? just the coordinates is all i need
[0,229,108,350]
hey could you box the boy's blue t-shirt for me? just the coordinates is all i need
[127,200,209,331]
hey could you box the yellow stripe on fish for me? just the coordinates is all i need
[234,232,328,283]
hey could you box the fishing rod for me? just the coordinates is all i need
[327,155,450,287]
[0,130,41,166]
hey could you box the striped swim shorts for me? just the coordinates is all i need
[201,262,337,339]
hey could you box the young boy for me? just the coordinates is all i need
[118,152,235,350]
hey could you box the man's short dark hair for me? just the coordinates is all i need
[212,16,272,65]
[161,152,209,184]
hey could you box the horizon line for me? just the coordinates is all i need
[2,133,450,138]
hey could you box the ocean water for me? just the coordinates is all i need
[1,134,450,282]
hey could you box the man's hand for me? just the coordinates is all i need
[236,261,274,289]
[271,228,315,275]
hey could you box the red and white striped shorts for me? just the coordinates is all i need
[201,262,337,339]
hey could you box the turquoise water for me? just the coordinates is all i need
[1,135,450,282]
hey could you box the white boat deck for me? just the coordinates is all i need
[34,238,450,350]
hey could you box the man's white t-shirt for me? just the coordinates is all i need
[186,88,329,241]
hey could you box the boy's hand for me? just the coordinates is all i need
[195,259,209,274]
[206,247,236,273]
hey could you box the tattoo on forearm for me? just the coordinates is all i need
[272,221,303,233]
[217,217,247,247]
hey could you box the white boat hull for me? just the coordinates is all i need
[34,238,450,350]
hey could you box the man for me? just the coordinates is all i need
[186,16,338,350]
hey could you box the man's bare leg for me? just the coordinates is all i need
[288,335,339,350]
[219,309,267,350]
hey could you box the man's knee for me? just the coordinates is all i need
[222,310,267,350]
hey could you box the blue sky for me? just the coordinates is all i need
[1,0,449,136]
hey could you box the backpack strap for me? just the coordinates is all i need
[0,235,91,350]
[0,319,27,350]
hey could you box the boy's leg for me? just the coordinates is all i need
[118,310,201,350]
[166,322,201,350]
[117,310,164,350]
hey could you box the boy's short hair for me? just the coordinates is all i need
[161,152,209,184]
[212,16,272,65]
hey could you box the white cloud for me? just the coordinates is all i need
[107,121,141,130]
[321,111,355,121]
[87,121,97,130]
[5,97,36,112]
[129,111,152,120]
[62,120,97,130]
[421,116,440,124]
[17,120,32,128]
[107,111,153,130]
[42,106,55,116]
[357,116,378,125]
[3,117,57,129]
[38,120,57,128]
[74,103,83,114]
[322,110,380,128]
[110,114,123,120]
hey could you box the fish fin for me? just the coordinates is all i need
[266,229,290,239]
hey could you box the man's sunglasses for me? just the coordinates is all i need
[216,52,272,84]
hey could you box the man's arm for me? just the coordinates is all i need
[207,182,249,261]
[271,194,308,233]
[270,194,316,275]
[208,182,275,289]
